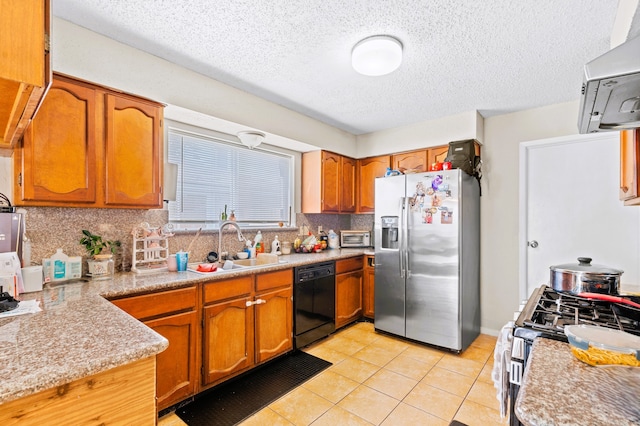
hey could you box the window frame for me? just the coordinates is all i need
[164,121,297,231]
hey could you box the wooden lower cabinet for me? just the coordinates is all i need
[110,286,198,411]
[203,295,254,385]
[0,357,156,426]
[203,269,293,387]
[146,310,199,410]
[363,255,375,318]
[255,286,293,363]
[335,256,364,328]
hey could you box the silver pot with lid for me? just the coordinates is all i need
[550,257,623,295]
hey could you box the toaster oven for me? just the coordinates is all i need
[340,230,371,247]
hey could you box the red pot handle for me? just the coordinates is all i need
[578,293,640,309]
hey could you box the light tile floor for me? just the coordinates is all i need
[159,322,505,426]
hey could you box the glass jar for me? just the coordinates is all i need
[87,254,114,280]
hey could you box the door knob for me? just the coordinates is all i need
[528,240,538,248]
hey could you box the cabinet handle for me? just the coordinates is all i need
[245,301,253,307]
[255,299,266,305]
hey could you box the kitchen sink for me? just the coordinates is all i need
[187,256,287,275]
[186,262,244,275]
[233,257,288,267]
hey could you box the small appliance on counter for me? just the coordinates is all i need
[339,230,371,247]
[0,193,24,266]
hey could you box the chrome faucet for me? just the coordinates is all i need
[218,221,245,261]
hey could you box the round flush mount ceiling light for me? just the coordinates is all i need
[237,131,265,149]
[351,35,403,76]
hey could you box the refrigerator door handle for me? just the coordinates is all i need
[405,248,411,278]
[399,197,405,278]
[402,195,410,278]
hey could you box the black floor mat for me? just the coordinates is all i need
[176,351,332,426]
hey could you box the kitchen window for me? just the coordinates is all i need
[167,127,293,230]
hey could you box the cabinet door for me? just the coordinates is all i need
[358,155,390,213]
[392,150,428,173]
[321,151,341,213]
[427,145,449,167]
[340,156,357,212]
[336,269,363,329]
[0,0,49,150]
[620,129,639,202]
[145,310,198,410]
[19,77,97,204]
[203,297,254,385]
[104,93,163,208]
[363,256,375,318]
[255,286,293,363]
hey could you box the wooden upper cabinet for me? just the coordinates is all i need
[392,149,428,173]
[321,151,341,212]
[302,150,356,213]
[0,0,50,152]
[357,155,390,213]
[340,156,357,213]
[18,77,97,204]
[620,129,640,205]
[427,145,449,166]
[14,73,164,209]
[104,94,163,207]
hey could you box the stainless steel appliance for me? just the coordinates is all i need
[293,261,335,348]
[578,34,640,133]
[508,285,640,426]
[340,230,371,247]
[0,212,23,263]
[374,169,480,351]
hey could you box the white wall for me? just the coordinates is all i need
[356,110,484,158]
[480,100,583,333]
[52,18,357,157]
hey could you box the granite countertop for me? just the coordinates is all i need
[0,249,366,405]
[515,337,640,426]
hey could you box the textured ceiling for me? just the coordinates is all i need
[52,1,634,135]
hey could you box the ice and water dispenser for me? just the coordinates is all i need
[381,216,399,249]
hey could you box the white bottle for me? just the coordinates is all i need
[328,230,339,249]
[50,248,68,281]
[271,236,281,255]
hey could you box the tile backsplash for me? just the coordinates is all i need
[22,207,374,272]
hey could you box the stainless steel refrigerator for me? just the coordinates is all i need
[374,169,480,352]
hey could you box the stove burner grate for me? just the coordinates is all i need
[519,286,640,339]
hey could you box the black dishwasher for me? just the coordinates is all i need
[294,261,335,348]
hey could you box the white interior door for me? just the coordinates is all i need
[519,133,640,299]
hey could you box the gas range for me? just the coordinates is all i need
[508,285,640,426]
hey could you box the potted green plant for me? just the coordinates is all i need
[80,230,121,278]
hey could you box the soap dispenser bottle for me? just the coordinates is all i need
[271,236,281,255]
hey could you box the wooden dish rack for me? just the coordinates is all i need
[131,224,173,274]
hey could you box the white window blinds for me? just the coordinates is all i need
[168,129,292,228]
